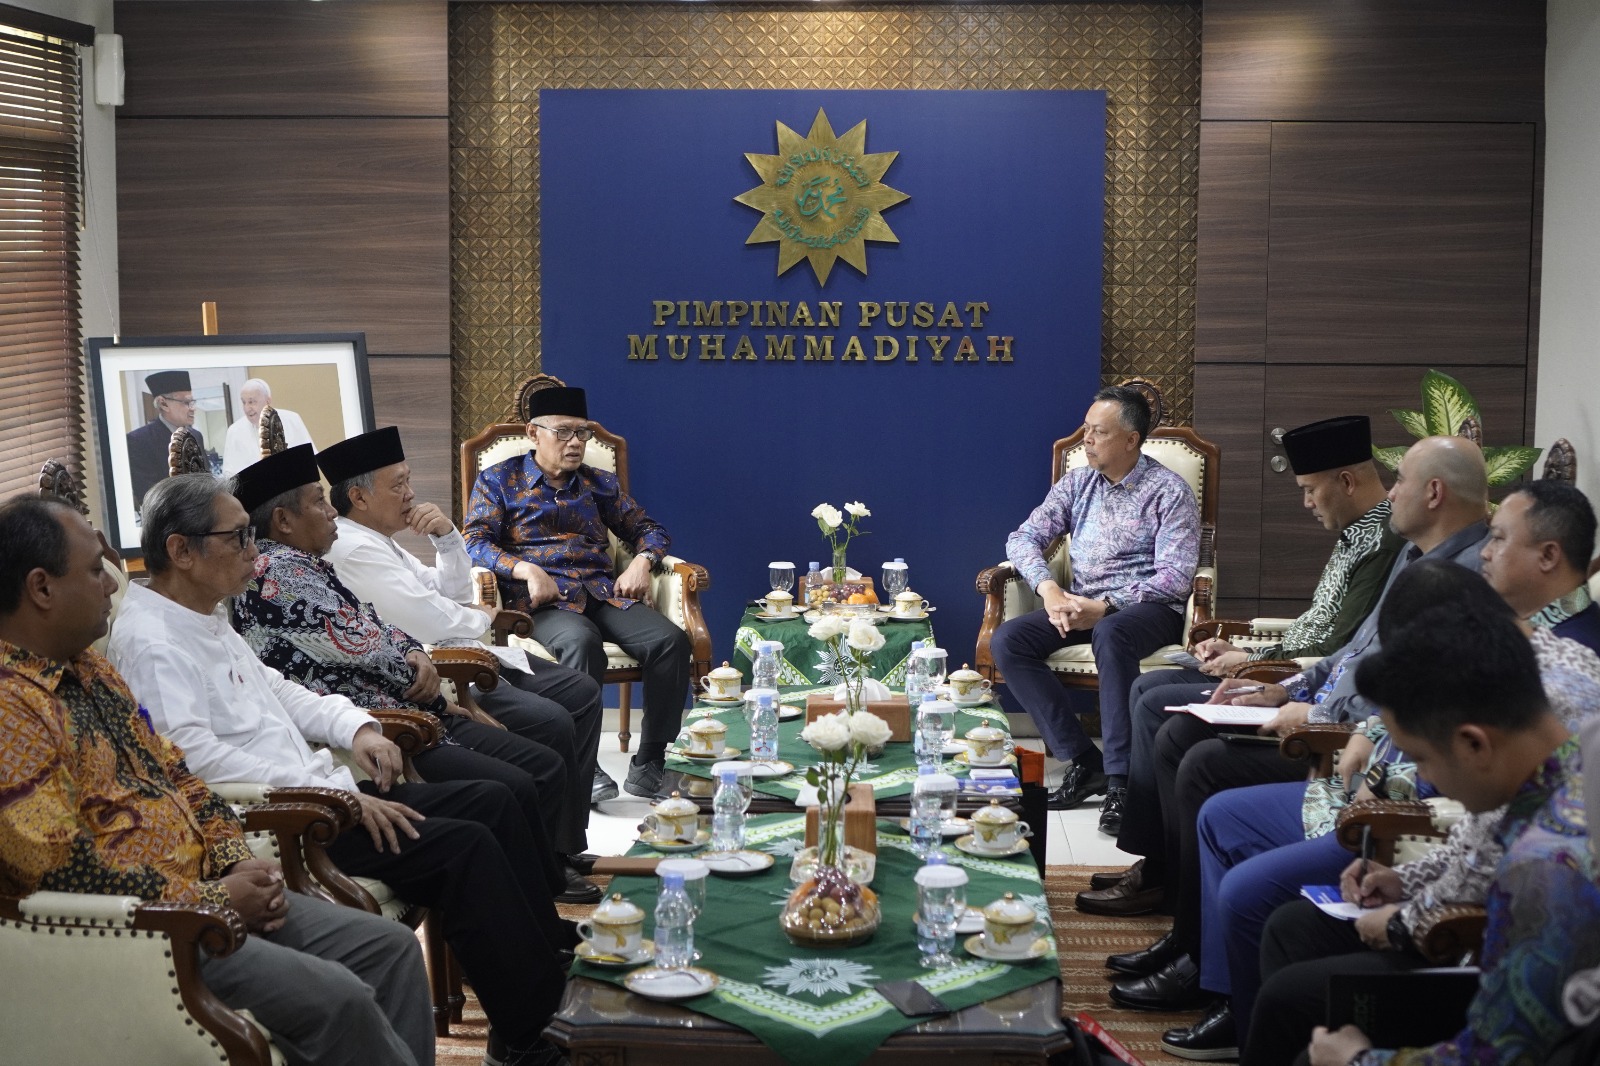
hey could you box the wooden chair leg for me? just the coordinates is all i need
[422,912,453,1037]
[448,945,464,1023]
[618,681,632,753]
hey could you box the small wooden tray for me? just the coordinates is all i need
[804,693,912,742]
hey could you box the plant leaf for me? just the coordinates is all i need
[1371,445,1407,471]
[1388,408,1428,440]
[1420,369,1480,438]
[1482,446,1544,487]
[805,766,819,787]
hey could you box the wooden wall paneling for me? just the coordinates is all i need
[1201,0,1544,122]
[1524,121,1545,438]
[369,355,452,565]
[116,118,450,356]
[1195,121,1270,362]
[1193,363,1266,609]
[1265,122,1536,367]
[1256,363,1527,599]
[116,0,447,117]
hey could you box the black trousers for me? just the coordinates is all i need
[1117,669,1211,879]
[530,599,691,751]
[1155,712,1308,958]
[475,654,603,854]
[1243,898,1427,1066]
[411,718,569,891]
[326,777,572,1049]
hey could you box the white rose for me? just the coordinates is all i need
[846,616,886,653]
[820,506,843,529]
[848,711,893,750]
[844,501,870,518]
[808,614,849,641]
[801,712,852,752]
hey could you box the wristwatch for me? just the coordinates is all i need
[1101,597,1118,615]
[1386,910,1414,954]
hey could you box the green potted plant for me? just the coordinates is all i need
[1372,369,1542,487]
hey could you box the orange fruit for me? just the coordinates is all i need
[846,593,869,604]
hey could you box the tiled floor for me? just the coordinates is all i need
[584,730,1139,874]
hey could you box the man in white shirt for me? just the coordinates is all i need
[317,426,609,818]
[221,378,313,477]
[108,472,575,1066]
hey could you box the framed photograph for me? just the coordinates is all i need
[88,333,374,558]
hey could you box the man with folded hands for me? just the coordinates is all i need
[108,471,574,1066]
[0,495,429,1066]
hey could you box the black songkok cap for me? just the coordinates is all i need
[525,386,588,421]
[316,426,405,486]
[1282,415,1373,476]
[145,370,192,396]
[232,443,319,513]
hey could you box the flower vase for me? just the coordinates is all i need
[832,544,848,586]
[779,767,881,947]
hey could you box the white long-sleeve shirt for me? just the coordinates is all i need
[325,516,530,673]
[221,408,314,478]
[107,582,375,791]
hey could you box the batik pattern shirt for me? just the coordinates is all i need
[1357,737,1599,1066]
[1006,453,1199,612]
[0,640,250,907]
[233,540,452,728]
[1247,499,1402,662]
[464,454,671,614]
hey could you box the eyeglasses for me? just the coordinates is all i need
[188,526,256,551]
[532,422,595,443]
[160,395,199,408]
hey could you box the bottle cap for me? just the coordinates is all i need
[757,692,774,708]
[920,692,937,703]
[914,773,958,793]
[718,768,738,784]
[914,863,967,888]
[660,871,684,890]
[808,561,819,569]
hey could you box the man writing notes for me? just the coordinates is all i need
[465,385,691,799]
[0,496,431,1066]
[990,384,1200,829]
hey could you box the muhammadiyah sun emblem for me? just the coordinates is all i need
[735,109,909,284]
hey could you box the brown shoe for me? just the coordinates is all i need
[1075,860,1165,916]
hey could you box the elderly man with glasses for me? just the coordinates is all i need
[464,386,690,799]
[126,368,206,510]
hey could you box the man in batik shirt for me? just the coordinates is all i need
[0,495,430,1066]
[1481,478,1600,653]
[1308,605,1599,1066]
[464,385,690,799]
[991,384,1200,826]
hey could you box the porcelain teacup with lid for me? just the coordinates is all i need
[676,716,727,757]
[964,723,1009,764]
[576,893,646,957]
[981,892,1049,957]
[947,664,993,703]
[701,661,743,700]
[970,798,1031,851]
[644,791,701,843]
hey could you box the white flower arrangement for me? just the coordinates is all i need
[812,499,870,583]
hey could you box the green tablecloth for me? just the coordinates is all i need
[572,812,1056,1066]
[732,608,937,687]
[668,687,1012,802]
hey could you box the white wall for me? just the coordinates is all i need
[1540,0,1600,506]
[10,0,118,524]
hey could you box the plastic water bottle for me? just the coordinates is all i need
[653,870,695,970]
[904,640,930,707]
[920,696,957,756]
[750,690,779,761]
[910,766,943,858]
[804,561,824,606]
[914,855,967,969]
[711,768,745,852]
[914,693,942,770]
[752,640,782,692]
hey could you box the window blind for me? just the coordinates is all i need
[0,21,81,501]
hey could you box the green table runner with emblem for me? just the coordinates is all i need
[731,607,937,687]
[666,686,1012,801]
[572,812,1056,1066]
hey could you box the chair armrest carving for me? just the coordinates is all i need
[975,562,1017,596]
[659,555,714,681]
[1279,722,1356,777]
[1191,571,1215,627]
[491,608,534,643]
[372,709,442,754]
[974,562,1027,683]
[1413,904,1489,966]
[431,646,500,695]
[1335,799,1442,854]
[1188,618,1254,644]
[259,786,362,830]
[1231,660,1302,683]
[239,801,347,897]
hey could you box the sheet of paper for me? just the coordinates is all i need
[1301,884,1365,921]
[1163,703,1275,726]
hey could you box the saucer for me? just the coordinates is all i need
[777,704,803,720]
[954,750,1017,768]
[753,611,804,622]
[670,746,742,761]
[896,816,971,838]
[878,607,936,621]
[963,934,1052,963]
[941,741,969,755]
[623,965,719,1000]
[747,759,795,778]
[574,939,655,968]
[638,828,711,852]
[950,693,996,707]
[911,906,985,935]
[954,833,1031,858]
[701,850,776,876]
[698,694,745,707]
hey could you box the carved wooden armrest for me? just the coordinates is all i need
[1188,618,1254,644]
[491,608,534,643]
[1334,799,1441,851]
[1412,904,1489,965]
[239,801,348,898]
[1278,721,1356,764]
[665,556,711,593]
[258,786,362,830]
[430,646,500,695]
[1231,660,1303,683]
[975,562,1019,596]
[1191,572,1215,626]
[371,709,442,753]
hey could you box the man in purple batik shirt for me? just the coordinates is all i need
[992,385,1199,832]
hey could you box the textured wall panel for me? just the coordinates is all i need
[449,3,1201,446]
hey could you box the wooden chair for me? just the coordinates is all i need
[459,373,714,752]
[972,379,1220,694]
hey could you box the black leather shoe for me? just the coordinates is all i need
[1076,861,1165,917]
[1098,786,1126,835]
[1089,858,1141,891]
[565,852,600,876]
[1108,954,1209,1012]
[1047,761,1107,810]
[591,766,619,804]
[1161,1001,1238,1061]
[554,864,603,904]
[1105,930,1184,977]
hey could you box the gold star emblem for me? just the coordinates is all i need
[735,109,910,284]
